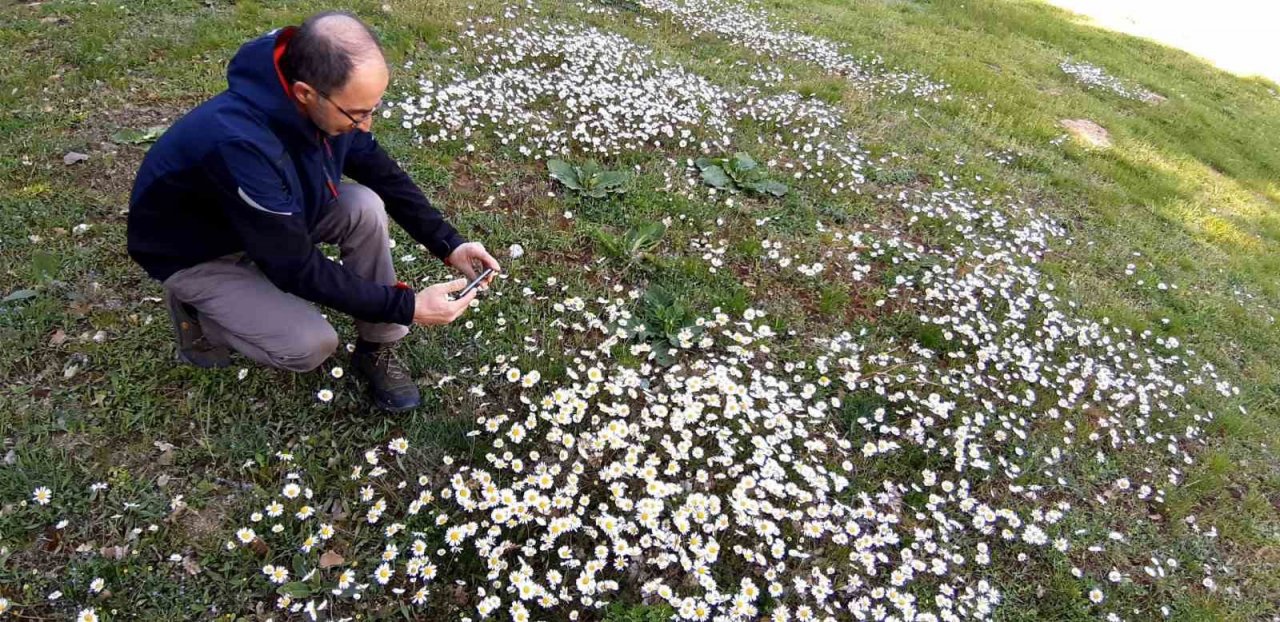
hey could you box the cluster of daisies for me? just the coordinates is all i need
[234,167,1234,621]
[1060,60,1162,103]
[391,18,876,193]
[621,0,948,99]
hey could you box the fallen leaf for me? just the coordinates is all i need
[2,289,37,304]
[249,537,269,557]
[319,549,345,569]
[110,125,167,145]
[49,329,67,346]
[182,555,202,575]
[63,151,89,165]
[100,545,128,560]
[156,450,174,466]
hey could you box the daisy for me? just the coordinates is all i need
[32,486,52,506]
[373,562,394,585]
[388,437,410,454]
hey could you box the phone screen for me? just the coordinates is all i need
[452,267,495,300]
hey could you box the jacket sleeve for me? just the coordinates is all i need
[343,130,468,261]
[205,139,416,325]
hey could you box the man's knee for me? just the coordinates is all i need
[340,184,388,233]
[270,323,339,372]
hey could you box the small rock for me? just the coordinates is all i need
[1059,119,1111,149]
[72,223,91,235]
[63,151,89,166]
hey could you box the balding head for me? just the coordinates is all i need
[280,11,385,95]
[279,11,389,135]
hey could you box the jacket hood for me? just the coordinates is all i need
[226,27,317,141]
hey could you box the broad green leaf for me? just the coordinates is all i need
[731,152,758,172]
[547,159,583,190]
[625,222,665,255]
[643,285,674,310]
[700,165,732,189]
[749,180,789,197]
[693,157,714,170]
[594,170,631,190]
[277,582,312,599]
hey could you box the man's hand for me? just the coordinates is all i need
[413,279,476,326]
[445,242,502,289]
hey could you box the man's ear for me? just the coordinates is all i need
[289,81,315,106]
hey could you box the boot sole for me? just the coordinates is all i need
[372,393,422,413]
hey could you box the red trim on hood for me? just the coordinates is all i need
[272,26,297,96]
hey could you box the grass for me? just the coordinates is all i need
[1,0,1278,619]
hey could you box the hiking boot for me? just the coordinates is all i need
[351,339,421,412]
[166,290,232,369]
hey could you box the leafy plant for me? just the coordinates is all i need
[633,285,701,366]
[548,158,631,198]
[593,221,666,265]
[694,151,788,197]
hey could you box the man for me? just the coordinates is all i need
[127,11,500,412]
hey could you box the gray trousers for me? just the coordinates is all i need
[163,182,410,372]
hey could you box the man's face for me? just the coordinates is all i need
[293,60,389,136]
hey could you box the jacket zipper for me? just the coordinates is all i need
[320,132,339,200]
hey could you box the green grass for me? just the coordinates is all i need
[1,0,1278,619]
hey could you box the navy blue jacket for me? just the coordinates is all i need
[128,27,465,326]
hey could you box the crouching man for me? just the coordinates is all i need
[127,11,499,411]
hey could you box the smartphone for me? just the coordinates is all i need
[450,267,495,301]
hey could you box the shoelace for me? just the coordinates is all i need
[373,347,407,382]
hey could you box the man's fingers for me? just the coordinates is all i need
[450,289,477,317]
[440,277,469,293]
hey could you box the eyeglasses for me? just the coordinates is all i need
[317,90,381,129]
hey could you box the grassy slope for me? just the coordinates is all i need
[0,0,1277,618]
